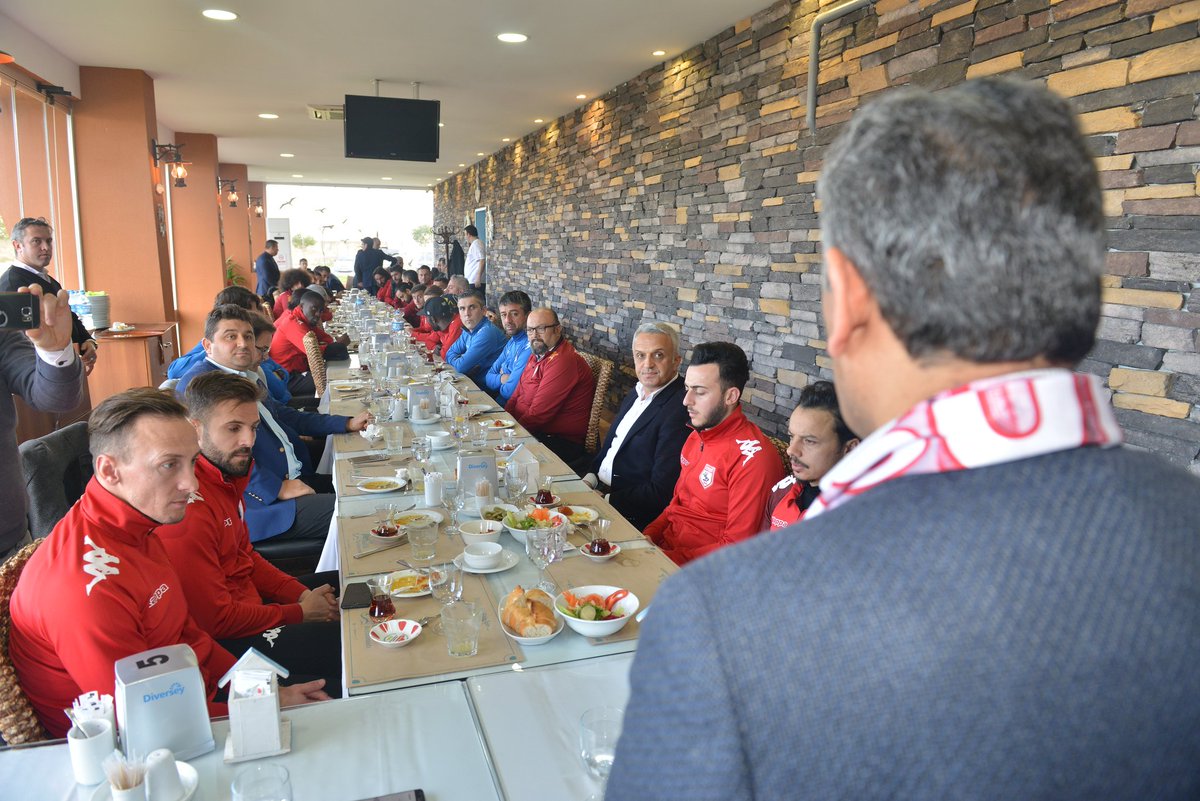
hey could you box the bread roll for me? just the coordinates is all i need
[502,585,556,637]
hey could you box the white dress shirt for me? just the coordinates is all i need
[205,358,303,478]
[598,375,678,485]
[465,239,485,284]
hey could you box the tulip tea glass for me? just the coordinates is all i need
[366,575,394,622]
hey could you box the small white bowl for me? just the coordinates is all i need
[369,618,422,648]
[459,519,505,546]
[427,431,453,448]
[555,585,640,638]
[462,541,504,570]
[578,541,622,563]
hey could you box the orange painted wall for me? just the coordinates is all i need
[171,133,225,349]
[218,162,253,288]
[72,67,172,322]
[247,180,267,274]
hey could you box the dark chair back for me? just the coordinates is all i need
[19,421,92,540]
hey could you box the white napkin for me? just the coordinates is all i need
[360,423,383,441]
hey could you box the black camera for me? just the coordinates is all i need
[0,293,40,329]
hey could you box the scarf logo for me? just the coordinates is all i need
[979,381,1041,438]
[82,534,120,596]
[736,438,762,466]
[699,464,716,489]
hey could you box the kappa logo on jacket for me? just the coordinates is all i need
[187,490,204,504]
[698,464,716,489]
[147,583,170,608]
[81,534,120,596]
[736,438,762,466]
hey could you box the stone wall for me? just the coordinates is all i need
[435,0,1200,468]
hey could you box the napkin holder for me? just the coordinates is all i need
[408,385,436,419]
[217,648,292,763]
[457,450,498,498]
[114,643,214,760]
[508,445,540,489]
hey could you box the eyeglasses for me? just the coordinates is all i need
[255,345,271,355]
[526,323,560,335]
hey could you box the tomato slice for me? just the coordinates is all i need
[603,589,629,611]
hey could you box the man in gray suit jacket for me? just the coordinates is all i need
[608,79,1200,800]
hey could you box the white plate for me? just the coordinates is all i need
[92,762,198,801]
[332,382,364,392]
[497,601,565,645]
[578,542,622,563]
[368,525,405,543]
[355,477,407,494]
[556,504,599,524]
[432,440,457,451]
[486,418,516,429]
[528,494,561,508]
[393,510,441,527]
[454,549,520,574]
[388,569,432,598]
[410,413,443,424]
[403,508,445,524]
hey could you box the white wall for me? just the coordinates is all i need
[0,10,80,95]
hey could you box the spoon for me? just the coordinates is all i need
[635,605,651,624]
[395,559,431,575]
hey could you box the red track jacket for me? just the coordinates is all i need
[644,406,785,565]
[9,479,237,738]
[156,456,307,640]
[415,316,463,356]
[270,306,333,374]
[505,339,594,443]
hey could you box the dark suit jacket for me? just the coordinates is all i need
[0,265,92,346]
[590,376,689,531]
[176,359,347,540]
[254,251,280,297]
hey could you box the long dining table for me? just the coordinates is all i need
[1,307,680,800]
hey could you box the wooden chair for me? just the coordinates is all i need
[0,539,48,744]
[302,331,327,397]
[768,436,790,473]
[578,352,615,455]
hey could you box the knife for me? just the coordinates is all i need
[353,535,410,558]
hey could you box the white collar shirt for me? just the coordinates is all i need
[597,374,677,485]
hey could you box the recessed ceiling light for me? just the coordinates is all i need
[458,163,465,167]
[497,33,528,43]
[501,138,510,142]
[438,122,444,128]
[653,50,666,57]
[291,174,303,178]
[476,152,485,156]
[381,177,392,180]
[576,94,587,100]
[534,118,544,124]
[202,9,238,21]
[427,183,432,187]
[280,153,294,158]
[258,113,279,119]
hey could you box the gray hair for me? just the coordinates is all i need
[446,275,471,294]
[634,321,680,354]
[12,217,51,241]
[818,78,1104,365]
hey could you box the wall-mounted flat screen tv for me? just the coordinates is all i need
[343,95,440,162]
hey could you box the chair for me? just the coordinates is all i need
[18,421,92,540]
[302,331,327,398]
[0,539,49,744]
[768,436,790,473]
[578,352,614,455]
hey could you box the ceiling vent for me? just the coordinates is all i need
[307,104,345,121]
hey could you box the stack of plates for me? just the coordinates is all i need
[88,293,111,329]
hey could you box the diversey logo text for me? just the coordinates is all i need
[143,682,185,704]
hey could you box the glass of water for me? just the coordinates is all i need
[429,561,464,605]
[579,706,623,800]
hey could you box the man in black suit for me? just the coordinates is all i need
[3,216,98,374]
[254,239,281,299]
[582,322,690,530]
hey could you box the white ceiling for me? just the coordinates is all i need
[2,0,776,189]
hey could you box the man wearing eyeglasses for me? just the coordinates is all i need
[3,217,98,374]
[505,307,594,464]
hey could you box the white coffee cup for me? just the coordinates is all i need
[428,431,452,450]
[67,718,116,785]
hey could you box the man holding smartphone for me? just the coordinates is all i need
[2,216,98,374]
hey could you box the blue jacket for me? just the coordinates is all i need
[484,331,532,404]
[168,340,291,403]
[176,359,348,540]
[445,320,507,383]
[254,252,279,296]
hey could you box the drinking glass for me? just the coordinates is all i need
[231,764,293,801]
[451,417,471,448]
[383,425,404,456]
[525,520,565,593]
[441,601,482,657]
[504,460,529,503]
[411,436,432,463]
[579,707,624,800]
[444,488,469,537]
[471,420,490,449]
[407,520,439,563]
[366,575,394,622]
[429,561,464,605]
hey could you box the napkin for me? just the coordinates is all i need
[360,423,383,441]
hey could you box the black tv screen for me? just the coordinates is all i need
[343,95,440,162]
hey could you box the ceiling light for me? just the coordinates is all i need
[497,33,528,43]
[280,153,294,158]
[576,94,587,100]
[201,9,238,21]
[438,122,445,128]
[476,152,485,157]
[381,177,393,180]
[653,50,666,57]
[427,183,432,187]
[501,138,510,143]
[291,174,303,178]
[447,171,454,174]
[458,163,465,167]
[258,113,279,119]
[534,118,544,124]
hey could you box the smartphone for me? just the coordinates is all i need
[340,581,372,610]
[356,792,425,801]
[0,292,39,329]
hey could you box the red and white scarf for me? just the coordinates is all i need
[805,369,1123,520]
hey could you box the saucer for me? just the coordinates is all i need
[453,549,519,574]
[411,413,442,424]
[92,762,198,801]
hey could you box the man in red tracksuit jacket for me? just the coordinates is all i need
[8,388,328,739]
[157,372,344,694]
[505,307,595,464]
[643,342,785,565]
[414,295,463,356]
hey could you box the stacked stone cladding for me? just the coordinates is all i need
[436,0,1200,469]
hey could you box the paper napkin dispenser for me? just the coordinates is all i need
[114,643,214,760]
[457,449,498,498]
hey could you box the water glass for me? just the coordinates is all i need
[441,601,482,657]
[407,520,439,562]
[579,707,624,794]
[429,561,464,604]
[525,521,565,593]
[232,764,293,801]
[471,420,490,449]
[504,460,529,503]
[411,436,432,463]
[383,425,404,455]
